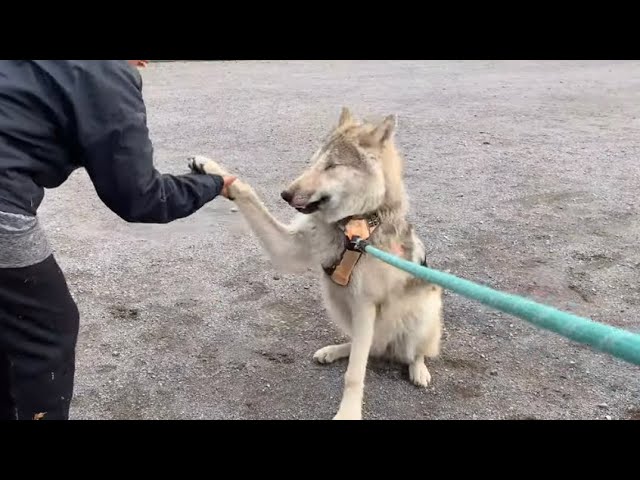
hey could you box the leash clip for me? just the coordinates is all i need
[346,236,369,253]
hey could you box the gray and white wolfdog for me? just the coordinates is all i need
[189,108,444,420]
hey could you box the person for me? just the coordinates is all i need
[0,60,235,420]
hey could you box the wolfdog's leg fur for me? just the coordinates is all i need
[188,155,311,271]
[409,357,431,387]
[333,303,376,420]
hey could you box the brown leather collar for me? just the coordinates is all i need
[322,213,380,286]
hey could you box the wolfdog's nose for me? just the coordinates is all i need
[280,190,293,203]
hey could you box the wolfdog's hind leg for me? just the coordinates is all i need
[313,343,351,364]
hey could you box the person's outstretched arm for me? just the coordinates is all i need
[70,60,223,223]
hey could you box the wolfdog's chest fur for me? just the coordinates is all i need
[301,213,429,302]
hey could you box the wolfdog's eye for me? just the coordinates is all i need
[324,163,337,171]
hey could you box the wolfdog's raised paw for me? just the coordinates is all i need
[187,155,230,177]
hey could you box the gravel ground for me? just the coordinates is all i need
[39,60,640,420]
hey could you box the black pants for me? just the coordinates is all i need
[0,255,79,420]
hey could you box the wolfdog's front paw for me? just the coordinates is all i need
[333,408,362,420]
[187,155,230,177]
[409,360,431,388]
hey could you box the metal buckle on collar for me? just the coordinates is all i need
[346,236,369,253]
[322,213,380,286]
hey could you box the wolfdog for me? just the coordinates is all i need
[188,108,444,420]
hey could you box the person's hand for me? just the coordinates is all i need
[221,175,237,199]
[127,60,149,68]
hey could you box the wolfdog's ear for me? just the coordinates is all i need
[361,114,397,147]
[338,107,355,127]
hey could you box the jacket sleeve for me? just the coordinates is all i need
[70,61,224,223]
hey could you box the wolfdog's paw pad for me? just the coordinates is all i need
[187,155,206,173]
[409,361,431,388]
[187,155,228,176]
[313,345,346,364]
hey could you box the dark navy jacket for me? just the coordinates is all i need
[0,60,223,222]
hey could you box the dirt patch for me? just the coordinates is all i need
[259,350,295,364]
[625,407,640,420]
[108,305,140,320]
